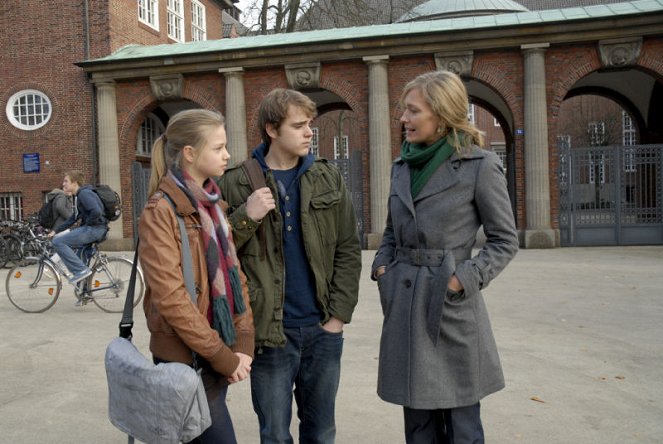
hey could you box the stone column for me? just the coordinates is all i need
[95,81,126,249]
[521,43,557,248]
[363,55,392,249]
[219,67,248,164]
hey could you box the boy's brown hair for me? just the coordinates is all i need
[258,88,317,146]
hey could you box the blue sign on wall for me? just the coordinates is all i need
[23,153,40,173]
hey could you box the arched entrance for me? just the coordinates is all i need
[556,68,663,245]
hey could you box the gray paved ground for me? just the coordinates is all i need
[1,246,662,443]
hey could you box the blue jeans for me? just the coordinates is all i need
[251,325,344,444]
[52,225,107,275]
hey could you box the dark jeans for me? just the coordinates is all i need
[52,225,107,275]
[403,403,484,444]
[250,325,344,444]
[154,357,237,444]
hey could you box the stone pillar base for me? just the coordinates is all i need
[365,232,383,250]
[520,229,559,249]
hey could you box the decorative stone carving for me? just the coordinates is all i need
[599,38,642,68]
[285,63,320,90]
[150,74,184,101]
[434,51,473,77]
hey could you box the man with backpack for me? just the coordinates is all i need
[40,188,73,231]
[48,170,109,284]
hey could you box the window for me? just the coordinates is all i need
[622,111,636,172]
[6,90,52,130]
[167,0,184,42]
[333,135,349,160]
[491,144,507,172]
[589,152,606,184]
[0,193,23,221]
[588,121,606,146]
[557,134,571,149]
[191,1,207,41]
[310,127,319,157]
[467,104,475,124]
[136,113,165,156]
[138,0,159,30]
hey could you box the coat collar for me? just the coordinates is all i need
[158,176,197,217]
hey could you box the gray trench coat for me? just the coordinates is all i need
[372,146,518,410]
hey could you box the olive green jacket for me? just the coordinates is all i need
[218,158,362,348]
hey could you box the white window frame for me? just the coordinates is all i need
[588,121,606,147]
[167,0,184,42]
[310,127,319,157]
[557,134,571,148]
[333,135,349,160]
[0,193,23,221]
[191,0,207,41]
[136,113,165,157]
[491,144,507,171]
[6,89,52,131]
[138,0,159,30]
[589,152,606,185]
[622,111,636,172]
[467,104,475,124]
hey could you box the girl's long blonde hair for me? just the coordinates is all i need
[401,70,485,150]
[147,109,225,196]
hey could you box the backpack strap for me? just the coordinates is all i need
[240,158,267,260]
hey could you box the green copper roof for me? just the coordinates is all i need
[88,0,663,63]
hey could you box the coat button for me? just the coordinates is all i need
[404,279,412,288]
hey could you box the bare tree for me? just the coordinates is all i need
[239,0,426,35]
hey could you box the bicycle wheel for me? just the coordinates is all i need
[5,258,61,313]
[3,234,23,266]
[0,237,8,268]
[90,256,144,313]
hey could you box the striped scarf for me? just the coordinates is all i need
[169,170,246,346]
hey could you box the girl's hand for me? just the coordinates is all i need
[227,352,253,384]
[374,266,387,279]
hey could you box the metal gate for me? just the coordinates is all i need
[131,161,151,245]
[558,141,663,246]
[330,150,365,247]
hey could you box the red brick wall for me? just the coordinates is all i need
[1,0,226,226]
[0,1,95,217]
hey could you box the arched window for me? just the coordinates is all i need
[6,90,52,130]
[136,113,165,156]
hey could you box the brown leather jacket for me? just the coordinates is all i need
[138,176,254,377]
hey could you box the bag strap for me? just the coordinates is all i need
[240,158,268,260]
[118,193,197,339]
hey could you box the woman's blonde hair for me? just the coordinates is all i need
[147,109,225,196]
[401,70,484,150]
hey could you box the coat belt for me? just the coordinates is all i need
[395,247,471,266]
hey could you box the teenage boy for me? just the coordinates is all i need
[218,88,361,443]
[49,170,108,284]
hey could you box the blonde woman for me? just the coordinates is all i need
[138,109,254,444]
[372,71,518,443]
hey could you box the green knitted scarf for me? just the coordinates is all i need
[401,135,455,198]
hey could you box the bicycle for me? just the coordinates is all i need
[5,232,144,313]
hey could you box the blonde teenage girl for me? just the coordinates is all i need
[138,109,254,444]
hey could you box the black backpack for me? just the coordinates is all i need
[38,195,57,229]
[92,185,122,221]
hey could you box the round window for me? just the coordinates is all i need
[5,89,52,130]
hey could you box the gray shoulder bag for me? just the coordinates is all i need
[104,194,211,444]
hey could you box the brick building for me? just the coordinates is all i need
[1,0,235,232]
[3,0,663,248]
